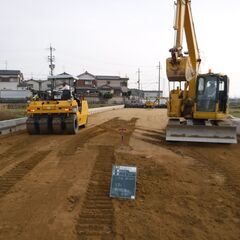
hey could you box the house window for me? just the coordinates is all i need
[121,81,127,87]
[85,80,92,85]
[107,81,110,85]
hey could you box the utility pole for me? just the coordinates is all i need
[157,61,161,105]
[162,77,165,97]
[137,68,141,101]
[48,44,56,76]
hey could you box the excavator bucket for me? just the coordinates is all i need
[166,120,237,144]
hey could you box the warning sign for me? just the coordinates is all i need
[110,165,137,199]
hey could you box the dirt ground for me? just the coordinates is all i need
[0,109,239,240]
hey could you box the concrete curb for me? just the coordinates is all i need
[0,105,124,135]
[0,117,27,135]
[89,105,124,114]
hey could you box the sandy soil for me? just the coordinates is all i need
[0,108,239,240]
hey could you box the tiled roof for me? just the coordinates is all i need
[0,70,22,76]
[48,72,77,80]
[95,75,120,80]
[77,71,96,78]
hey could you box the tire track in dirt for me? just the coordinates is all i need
[76,118,138,239]
[58,117,137,159]
[76,145,115,239]
[0,150,51,199]
[57,118,121,159]
[58,126,106,162]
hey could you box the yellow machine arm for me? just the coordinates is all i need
[167,0,201,87]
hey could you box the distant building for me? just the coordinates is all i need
[76,72,98,95]
[48,72,77,89]
[22,79,51,91]
[41,80,52,91]
[95,75,128,96]
[0,70,24,90]
[143,90,163,100]
[128,88,144,100]
[24,79,41,91]
[76,71,129,96]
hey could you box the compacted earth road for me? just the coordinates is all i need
[0,108,239,240]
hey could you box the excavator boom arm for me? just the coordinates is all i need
[169,0,200,78]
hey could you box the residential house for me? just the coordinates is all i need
[0,70,24,90]
[76,71,98,95]
[76,71,129,97]
[48,72,77,89]
[41,80,52,91]
[24,79,42,91]
[22,79,51,91]
[95,75,128,96]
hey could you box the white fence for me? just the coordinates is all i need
[0,90,32,103]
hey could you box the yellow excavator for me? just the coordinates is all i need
[166,0,237,143]
[26,89,88,134]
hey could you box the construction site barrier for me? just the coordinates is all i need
[0,105,124,135]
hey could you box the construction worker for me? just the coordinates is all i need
[61,82,70,90]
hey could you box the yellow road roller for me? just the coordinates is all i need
[26,90,88,134]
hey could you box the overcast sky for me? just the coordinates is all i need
[1,0,240,97]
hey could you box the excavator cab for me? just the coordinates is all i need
[195,73,228,115]
[166,73,236,143]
